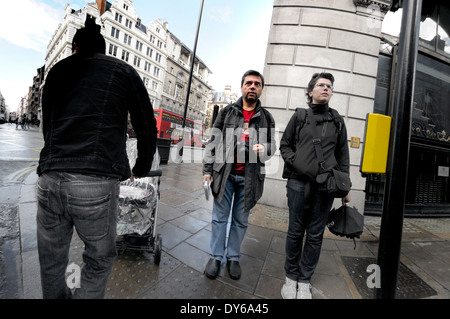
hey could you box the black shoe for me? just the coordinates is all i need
[227,260,241,280]
[204,258,221,279]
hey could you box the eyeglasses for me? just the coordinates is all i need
[315,83,333,90]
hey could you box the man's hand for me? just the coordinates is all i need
[253,144,265,155]
[203,174,213,184]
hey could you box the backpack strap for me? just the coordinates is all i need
[329,108,343,135]
[295,107,343,139]
[307,108,327,172]
[294,108,307,140]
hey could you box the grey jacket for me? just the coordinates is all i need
[202,97,276,211]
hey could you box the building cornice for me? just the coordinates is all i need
[353,0,391,13]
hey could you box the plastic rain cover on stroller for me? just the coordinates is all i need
[117,138,160,236]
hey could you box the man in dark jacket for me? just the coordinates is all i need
[279,72,351,299]
[36,18,157,299]
[202,70,276,280]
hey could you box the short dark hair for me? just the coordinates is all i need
[241,70,264,88]
[306,72,335,105]
[72,17,106,55]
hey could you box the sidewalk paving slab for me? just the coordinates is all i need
[16,161,450,300]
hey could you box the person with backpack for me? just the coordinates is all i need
[202,70,276,281]
[279,72,351,299]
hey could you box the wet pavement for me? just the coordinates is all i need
[11,160,450,301]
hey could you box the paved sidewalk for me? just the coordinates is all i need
[17,161,450,300]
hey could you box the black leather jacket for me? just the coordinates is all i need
[38,52,157,180]
[203,97,276,211]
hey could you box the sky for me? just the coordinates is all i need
[0,0,402,112]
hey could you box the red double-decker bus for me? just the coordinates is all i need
[127,109,206,147]
[155,109,206,147]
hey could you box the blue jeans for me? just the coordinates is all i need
[210,174,249,262]
[36,171,120,299]
[285,179,334,283]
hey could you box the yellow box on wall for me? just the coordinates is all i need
[360,113,392,174]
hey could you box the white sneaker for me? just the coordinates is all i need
[281,277,297,299]
[297,282,312,299]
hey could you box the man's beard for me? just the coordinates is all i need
[244,93,258,104]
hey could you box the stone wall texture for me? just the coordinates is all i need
[260,0,388,212]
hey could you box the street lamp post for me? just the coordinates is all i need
[176,0,205,162]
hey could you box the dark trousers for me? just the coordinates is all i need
[284,179,334,283]
[37,171,119,299]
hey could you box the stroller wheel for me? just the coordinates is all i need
[154,234,162,265]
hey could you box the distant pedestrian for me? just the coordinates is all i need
[36,17,157,299]
[16,115,23,129]
[23,115,29,129]
[202,70,276,280]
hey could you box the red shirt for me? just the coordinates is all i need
[232,108,255,175]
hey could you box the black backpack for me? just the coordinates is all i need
[287,107,345,179]
[294,107,344,140]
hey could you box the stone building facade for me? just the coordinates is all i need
[161,31,212,124]
[43,0,211,125]
[26,66,45,122]
[44,0,166,110]
[260,0,391,213]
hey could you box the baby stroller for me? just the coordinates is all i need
[115,138,163,265]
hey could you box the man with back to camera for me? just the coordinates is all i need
[36,17,157,299]
[202,70,276,280]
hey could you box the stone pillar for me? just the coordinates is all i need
[260,0,390,212]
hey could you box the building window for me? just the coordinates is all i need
[121,50,129,62]
[124,34,132,46]
[153,67,160,78]
[115,13,122,23]
[155,53,162,63]
[157,40,163,49]
[108,44,118,57]
[152,81,158,91]
[134,56,141,68]
[125,18,132,29]
[177,72,183,85]
[146,47,153,58]
[175,85,182,98]
[149,35,155,44]
[136,40,143,52]
[417,3,450,58]
[144,61,151,72]
[111,27,119,39]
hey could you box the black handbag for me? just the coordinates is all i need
[327,205,364,248]
[316,169,351,198]
[310,111,351,198]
